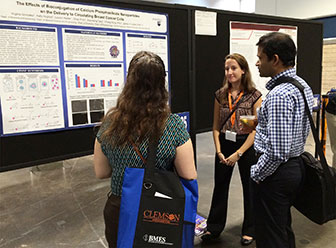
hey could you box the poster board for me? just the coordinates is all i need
[0,0,191,171]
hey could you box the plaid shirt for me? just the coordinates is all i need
[251,68,314,182]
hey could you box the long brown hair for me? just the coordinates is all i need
[221,53,255,100]
[100,51,170,146]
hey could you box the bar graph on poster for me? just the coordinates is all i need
[74,74,116,89]
[0,0,169,136]
[65,63,123,126]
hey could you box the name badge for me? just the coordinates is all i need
[225,130,237,142]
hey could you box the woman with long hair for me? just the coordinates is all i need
[93,51,197,247]
[201,53,262,246]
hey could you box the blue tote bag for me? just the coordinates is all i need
[117,138,198,247]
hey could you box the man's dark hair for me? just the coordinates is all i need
[256,32,297,67]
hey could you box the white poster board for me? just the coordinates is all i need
[230,21,298,98]
[195,10,217,36]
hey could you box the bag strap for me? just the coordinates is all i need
[147,137,159,170]
[275,76,334,183]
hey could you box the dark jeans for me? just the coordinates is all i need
[251,157,304,248]
[207,133,257,237]
[103,192,121,248]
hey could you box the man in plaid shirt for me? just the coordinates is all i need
[251,32,314,248]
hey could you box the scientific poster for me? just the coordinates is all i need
[0,0,169,135]
[230,21,297,97]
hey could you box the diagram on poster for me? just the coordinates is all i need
[230,22,297,97]
[0,68,64,134]
[0,0,169,136]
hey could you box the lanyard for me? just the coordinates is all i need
[228,90,244,127]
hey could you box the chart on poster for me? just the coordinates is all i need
[65,63,124,126]
[0,0,169,136]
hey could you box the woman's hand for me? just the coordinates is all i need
[224,152,239,166]
[217,152,226,164]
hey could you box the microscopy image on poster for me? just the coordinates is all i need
[65,63,124,126]
[71,99,88,125]
[89,99,105,123]
[0,68,64,134]
[0,24,59,66]
[70,98,105,125]
[62,29,123,61]
[125,33,168,70]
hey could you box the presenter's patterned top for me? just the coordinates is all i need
[251,68,314,182]
[215,89,262,135]
[97,113,190,196]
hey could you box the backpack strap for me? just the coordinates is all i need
[276,76,334,184]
